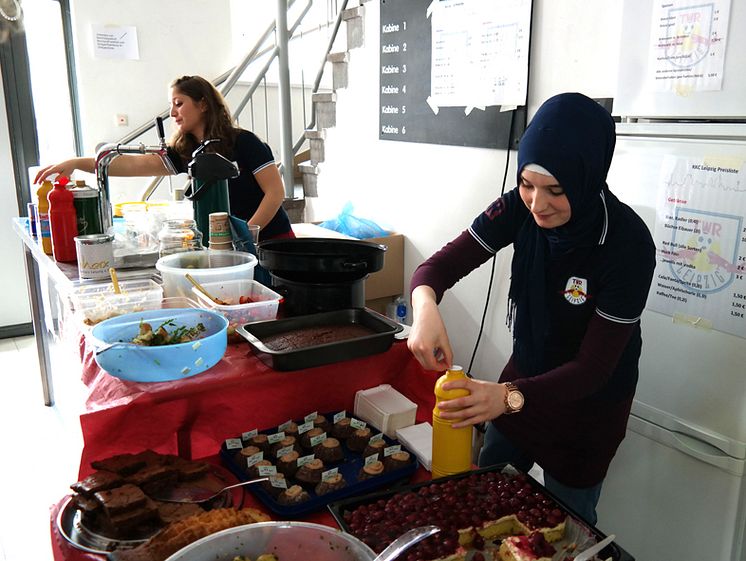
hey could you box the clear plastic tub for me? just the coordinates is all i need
[155,250,257,298]
[68,278,163,326]
[191,279,282,340]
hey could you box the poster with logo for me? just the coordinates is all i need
[649,154,746,338]
[648,0,731,93]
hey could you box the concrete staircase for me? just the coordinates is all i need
[291,1,369,214]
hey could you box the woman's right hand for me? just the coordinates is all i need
[33,157,94,184]
[407,285,453,371]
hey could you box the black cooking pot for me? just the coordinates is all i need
[257,238,386,279]
[270,272,366,316]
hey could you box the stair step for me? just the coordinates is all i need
[343,5,365,50]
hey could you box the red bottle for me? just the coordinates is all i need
[48,176,79,262]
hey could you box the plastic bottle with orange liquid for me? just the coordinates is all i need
[432,365,473,478]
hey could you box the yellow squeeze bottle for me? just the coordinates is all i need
[431,365,473,478]
[36,180,54,255]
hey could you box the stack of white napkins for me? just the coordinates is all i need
[396,422,432,471]
[353,383,417,438]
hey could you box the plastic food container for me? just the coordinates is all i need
[354,384,417,439]
[191,279,282,339]
[155,250,257,298]
[68,278,164,326]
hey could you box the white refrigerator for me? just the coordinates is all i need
[595,2,746,559]
[596,126,746,561]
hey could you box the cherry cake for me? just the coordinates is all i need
[341,470,566,561]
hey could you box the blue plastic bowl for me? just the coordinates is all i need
[90,308,229,382]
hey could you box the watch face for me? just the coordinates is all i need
[507,391,524,410]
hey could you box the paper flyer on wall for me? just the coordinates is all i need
[647,0,731,94]
[427,0,529,113]
[649,154,746,338]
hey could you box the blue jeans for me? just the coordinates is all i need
[478,423,603,526]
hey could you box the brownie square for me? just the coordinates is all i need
[101,499,159,535]
[126,464,179,492]
[70,470,123,496]
[91,453,146,476]
[94,484,147,516]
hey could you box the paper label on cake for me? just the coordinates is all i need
[241,429,258,441]
[350,418,367,430]
[245,451,264,467]
[364,454,380,466]
[269,475,288,489]
[268,431,285,444]
[384,444,401,457]
[304,411,319,422]
[310,432,328,447]
[321,467,339,481]
[297,454,315,467]
[298,421,314,435]
[370,433,384,443]
[333,410,347,424]
[258,464,277,476]
[276,445,294,458]
[224,438,243,450]
[278,420,293,432]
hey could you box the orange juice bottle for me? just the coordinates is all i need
[432,366,472,478]
[36,179,54,255]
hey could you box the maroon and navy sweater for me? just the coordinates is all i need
[411,187,655,487]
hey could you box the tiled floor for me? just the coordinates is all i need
[0,335,87,561]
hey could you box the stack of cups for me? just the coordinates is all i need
[208,212,234,250]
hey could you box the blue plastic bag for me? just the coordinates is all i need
[319,202,389,239]
[229,216,272,287]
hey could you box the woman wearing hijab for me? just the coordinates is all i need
[34,75,293,241]
[407,92,656,524]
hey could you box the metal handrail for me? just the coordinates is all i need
[292,0,349,155]
[134,0,347,202]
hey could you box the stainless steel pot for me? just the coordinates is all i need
[164,521,376,561]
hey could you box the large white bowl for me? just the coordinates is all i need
[156,250,257,298]
[165,521,376,561]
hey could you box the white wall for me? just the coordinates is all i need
[308,0,624,380]
[66,0,236,201]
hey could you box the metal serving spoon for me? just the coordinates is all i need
[572,534,616,561]
[373,526,440,561]
[151,477,268,504]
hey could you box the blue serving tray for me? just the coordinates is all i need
[219,412,418,517]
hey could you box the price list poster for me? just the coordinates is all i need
[379,0,531,148]
[649,154,746,338]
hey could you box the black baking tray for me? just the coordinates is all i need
[219,411,417,517]
[236,308,402,371]
[328,464,635,561]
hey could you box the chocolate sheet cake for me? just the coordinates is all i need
[260,323,375,351]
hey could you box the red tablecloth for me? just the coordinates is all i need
[77,339,438,479]
[55,338,439,560]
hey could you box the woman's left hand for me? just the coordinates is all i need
[436,378,506,428]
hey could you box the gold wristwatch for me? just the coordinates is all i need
[503,382,525,414]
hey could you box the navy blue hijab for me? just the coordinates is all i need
[509,93,617,376]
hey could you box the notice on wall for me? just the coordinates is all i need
[647,0,731,94]
[92,25,140,60]
[379,0,530,149]
[427,0,530,113]
[649,155,746,338]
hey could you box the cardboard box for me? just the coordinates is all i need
[365,233,404,302]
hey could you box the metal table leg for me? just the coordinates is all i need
[23,246,54,406]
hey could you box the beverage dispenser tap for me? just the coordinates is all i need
[94,116,178,232]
